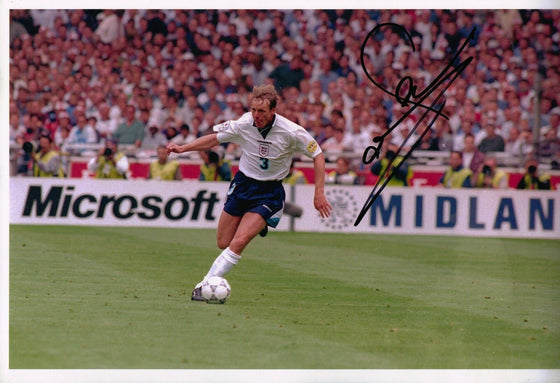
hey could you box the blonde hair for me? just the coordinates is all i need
[252,84,279,109]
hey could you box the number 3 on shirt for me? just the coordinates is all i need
[259,157,269,170]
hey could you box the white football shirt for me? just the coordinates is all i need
[213,112,322,181]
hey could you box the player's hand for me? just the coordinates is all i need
[314,193,332,219]
[166,143,180,155]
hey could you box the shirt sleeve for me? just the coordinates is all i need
[213,119,242,144]
[293,127,322,159]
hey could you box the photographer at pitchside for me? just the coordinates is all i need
[30,134,65,178]
[473,157,508,189]
[88,139,129,179]
[516,158,552,190]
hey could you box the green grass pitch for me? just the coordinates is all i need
[8,225,560,369]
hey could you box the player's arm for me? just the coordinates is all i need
[166,133,220,155]
[312,153,332,218]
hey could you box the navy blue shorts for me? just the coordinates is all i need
[224,171,285,228]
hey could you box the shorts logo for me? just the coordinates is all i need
[227,182,236,196]
[307,140,318,153]
[259,144,270,157]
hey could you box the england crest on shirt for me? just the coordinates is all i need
[259,144,270,157]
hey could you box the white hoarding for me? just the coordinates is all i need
[10,178,292,231]
[10,178,560,239]
[294,185,560,239]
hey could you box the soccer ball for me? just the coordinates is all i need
[201,276,231,304]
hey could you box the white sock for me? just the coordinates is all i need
[200,247,241,284]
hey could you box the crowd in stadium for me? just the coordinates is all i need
[8,9,560,188]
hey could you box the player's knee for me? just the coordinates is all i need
[228,236,250,254]
[216,237,230,250]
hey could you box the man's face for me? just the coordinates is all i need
[39,137,51,151]
[76,114,87,127]
[464,136,475,152]
[251,98,275,129]
[450,152,462,168]
[125,106,135,120]
[336,159,349,174]
[157,146,167,162]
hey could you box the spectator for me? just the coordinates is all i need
[179,94,201,125]
[313,57,339,93]
[164,125,179,141]
[473,156,508,189]
[391,123,419,152]
[113,104,145,147]
[326,156,359,185]
[538,128,559,160]
[438,151,472,188]
[87,139,129,179]
[478,121,505,153]
[198,149,232,181]
[335,54,357,78]
[505,127,533,158]
[268,54,306,92]
[171,123,196,146]
[388,104,416,149]
[95,10,124,44]
[24,113,48,143]
[199,79,227,112]
[141,121,168,150]
[462,133,485,173]
[148,145,182,180]
[516,158,552,190]
[541,107,560,140]
[10,11,30,45]
[9,113,25,145]
[30,134,65,177]
[8,9,560,180]
[431,118,454,151]
[67,112,97,146]
[308,80,332,111]
[370,143,413,187]
[416,128,440,151]
[343,118,372,154]
[321,127,346,161]
[95,102,118,141]
[253,10,274,40]
[43,111,59,140]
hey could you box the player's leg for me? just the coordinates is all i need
[216,210,242,249]
[204,212,264,280]
[191,213,266,301]
[191,211,241,301]
[227,212,267,255]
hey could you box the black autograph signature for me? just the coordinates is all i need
[353,23,476,227]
